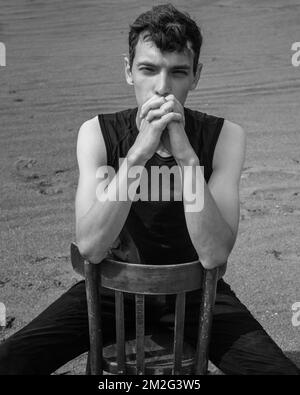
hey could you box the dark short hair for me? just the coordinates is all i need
[129,4,202,75]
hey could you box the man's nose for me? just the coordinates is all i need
[155,72,171,96]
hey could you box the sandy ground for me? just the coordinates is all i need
[0,0,299,374]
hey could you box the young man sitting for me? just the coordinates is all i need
[0,4,298,375]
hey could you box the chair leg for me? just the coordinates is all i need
[194,267,218,375]
[85,262,103,375]
[173,292,186,375]
[135,294,145,375]
[86,352,91,375]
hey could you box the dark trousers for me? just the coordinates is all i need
[0,279,299,375]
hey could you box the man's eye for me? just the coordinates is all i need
[173,70,188,76]
[140,67,155,73]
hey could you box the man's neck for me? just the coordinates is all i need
[156,142,172,157]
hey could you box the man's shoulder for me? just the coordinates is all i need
[78,116,102,141]
[219,119,246,144]
[77,116,106,163]
[77,107,138,166]
[81,115,100,129]
[212,119,246,170]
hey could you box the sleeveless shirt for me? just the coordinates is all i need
[98,107,224,265]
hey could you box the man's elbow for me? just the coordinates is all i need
[200,256,227,270]
[203,228,236,269]
[76,235,107,264]
[199,243,233,270]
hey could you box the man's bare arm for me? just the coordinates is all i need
[179,120,246,270]
[75,117,141,263]
[76,98,182,264]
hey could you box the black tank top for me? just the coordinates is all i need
[98,107,224,265]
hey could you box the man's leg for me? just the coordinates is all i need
[0,281,135,375]
[183,280,300,375]
[0,281,90,374]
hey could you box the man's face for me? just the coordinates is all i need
[125,34,201,110]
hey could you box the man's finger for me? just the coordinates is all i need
[145,101,174,122]
[140,95,166,118]
[165,94,176,102]
[158,112,182,128]
[164,94,185,125]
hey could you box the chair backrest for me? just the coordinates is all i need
[70,242,218,375]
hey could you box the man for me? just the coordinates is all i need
[0,4,298,375]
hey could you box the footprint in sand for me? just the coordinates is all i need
[37,168,74,195]
[241,165,300,217]
[244,206,270,218]
[14,157,41,184]
[250,186,300,201]
[14,157,74,195]
[266,249,282,260]
[14,156,37,171]
[241,165,299,181]
[37,179,64,195]
[0,278,10,287]
[24,255,48,265]
[266,250,300,262]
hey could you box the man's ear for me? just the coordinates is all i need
[124,56,134,85]
[190,62,202,90]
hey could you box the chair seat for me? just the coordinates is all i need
[70,243,221,375]
[103,329,195,375]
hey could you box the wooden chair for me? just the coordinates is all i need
[71,242,220,375]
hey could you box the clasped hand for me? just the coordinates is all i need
[140,94,196,163]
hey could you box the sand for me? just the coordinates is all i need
[0,0,299,374]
